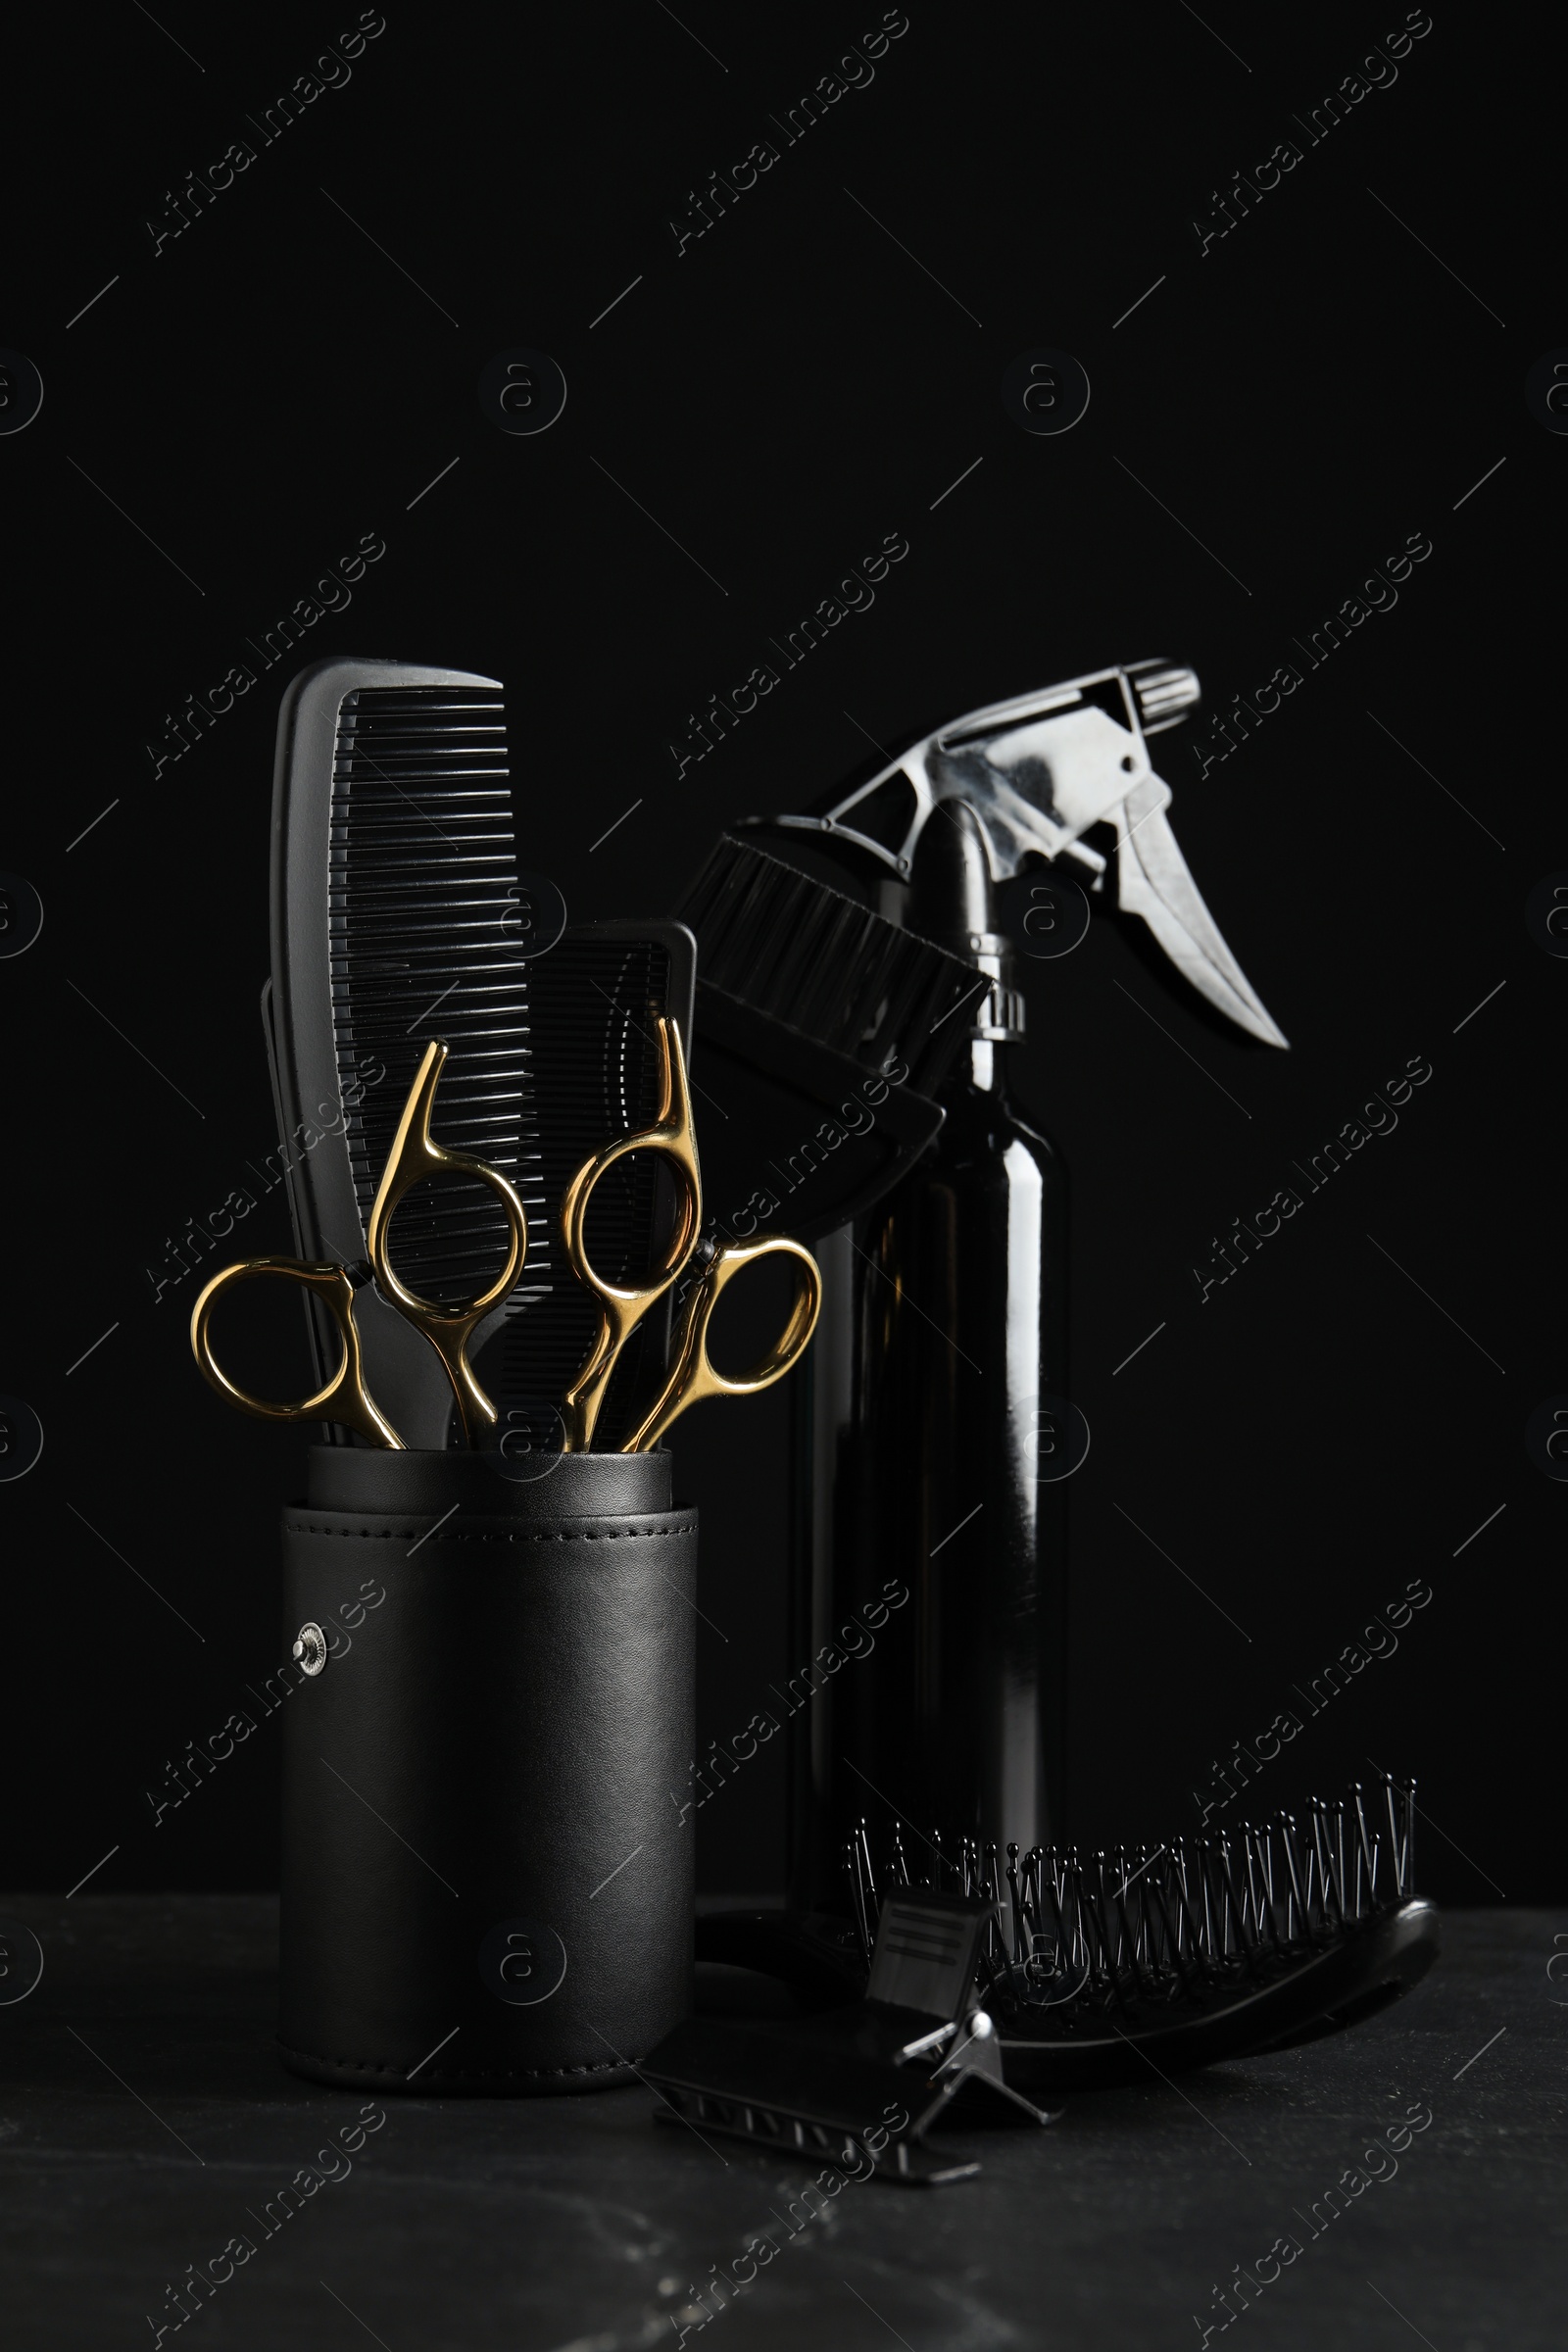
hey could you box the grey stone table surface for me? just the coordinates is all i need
[0,1897,1561,2351]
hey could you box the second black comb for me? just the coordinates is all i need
[481,919,696,1456]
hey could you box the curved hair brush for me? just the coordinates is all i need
[841,1776,1439,2093]
[690,1776,1438,2086]
[662,1780,1436,2183]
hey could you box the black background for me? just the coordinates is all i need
[1,0,1554,1911]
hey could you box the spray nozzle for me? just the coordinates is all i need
[743,661,1286,1049]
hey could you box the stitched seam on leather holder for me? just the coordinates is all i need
[282,1522,697,1543]
[277,2037,630,2081]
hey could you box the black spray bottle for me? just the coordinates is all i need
[723,660,1285,1927]
[788,801,1068,1905]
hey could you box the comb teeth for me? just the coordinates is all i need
[844,1776,1419,2006]
[327,685,547,1303]
[679,836,976,1094]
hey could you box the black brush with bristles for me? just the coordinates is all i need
[676,835,981,1240]
[266,657,546,1448]
[839,1776,1439,2091]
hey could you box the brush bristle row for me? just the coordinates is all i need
[680,837,976,1092]
[845,1778,1417,2018]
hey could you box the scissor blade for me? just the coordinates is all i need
[1114,786,1289,1048]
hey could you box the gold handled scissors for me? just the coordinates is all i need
[190,1040,528,1448]
[559,1016,821,1451]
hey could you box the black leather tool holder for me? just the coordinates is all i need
[278,1447,696,2095]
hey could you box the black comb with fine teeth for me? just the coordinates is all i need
[267,657,548,1447]
[841,1775,1439,2092]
